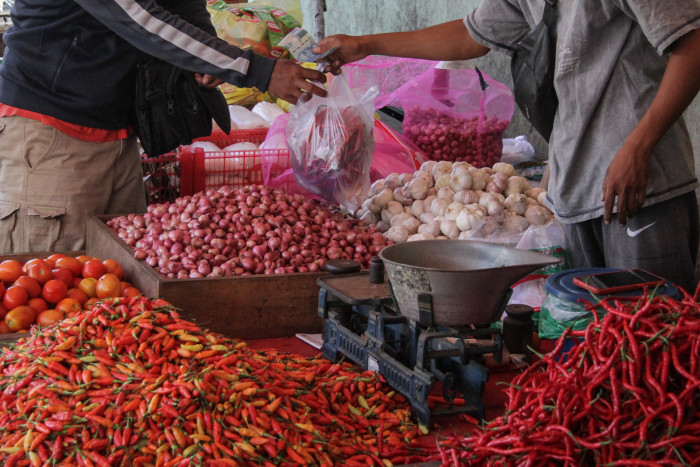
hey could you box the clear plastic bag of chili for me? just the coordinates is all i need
[286,74,378,212]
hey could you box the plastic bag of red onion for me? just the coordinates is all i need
[397,65,514,167]
[286,74,378,213]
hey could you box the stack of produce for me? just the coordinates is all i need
[0,296,439,466]
[403,107,510,167]
[0,255,136,334]
[355,160,552,243]
[438,289,700,466]
[108,185,390,278]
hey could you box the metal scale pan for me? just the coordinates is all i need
[379,240,562,326]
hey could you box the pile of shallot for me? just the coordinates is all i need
[403,107,510,167]
[108,185,390,278]
[355,160,553,244]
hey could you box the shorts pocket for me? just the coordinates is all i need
[26,204,66,252]
[0,200,20,253]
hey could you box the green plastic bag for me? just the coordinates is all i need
[538,293,598,339]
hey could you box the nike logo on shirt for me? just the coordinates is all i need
[627,222,656,238]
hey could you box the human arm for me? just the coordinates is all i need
[73,0,326,101]
[314,19,489,73]
[601,28,700,226]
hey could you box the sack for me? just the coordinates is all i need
[286,74,378,212]
[133,58,231,157]
[510,0,558,142]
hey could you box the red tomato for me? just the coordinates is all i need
[42,279,68,304]
[96,273,122,299]
[55,257,84,278]
[76,255,95,265]
[0,303,8,321]
[45,253,66,268]
[3,285,28,310]
[0,260,23,283]
[78,278,98,299]
[0,281,5,298]
[55,298,81,317]
[22,258,44,273]
[36,309,64,327]
[0,320,12,334]
[123,286,142,298]
[27,297,49,314]
[5,305,36,331]
[65,288,89,306]
[14,276,42,299]
[102,259,125,281]
[51,268,74,288]
[27,262,54,285]
[82,260,108,280]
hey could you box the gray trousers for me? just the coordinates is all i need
[564,191,699,294]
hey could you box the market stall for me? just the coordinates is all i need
[0,3,698,466]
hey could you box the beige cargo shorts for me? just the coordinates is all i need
[0,116,147,254]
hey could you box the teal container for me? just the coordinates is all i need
[539,268,679,339]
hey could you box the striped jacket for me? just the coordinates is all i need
[0,0,276,130]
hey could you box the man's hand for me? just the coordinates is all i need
[601,28,700,227]
[266,60,328,104]
[314,35,368,75]
[195,73,223,89]
[601,141,650,226]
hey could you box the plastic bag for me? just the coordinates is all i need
[207,1,300,58]
[370,120,426,181]
[507,220,569,310]
[286,74,378,212]
[539,294,595,339]
[399,66,513,167]
[343,56,436,111]
[261,114,423,202]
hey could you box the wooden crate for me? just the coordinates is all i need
[86,216,327,340]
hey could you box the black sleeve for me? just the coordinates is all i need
[74,0,275,91]
[155,0,217,37]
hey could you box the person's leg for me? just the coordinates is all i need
[563,218,606,270]
[601,192,699,293]
[0,116,146,253]
[105,135,147,216]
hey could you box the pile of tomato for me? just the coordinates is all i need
[0,254,140,333]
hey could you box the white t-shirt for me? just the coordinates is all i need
[466,0,700,223]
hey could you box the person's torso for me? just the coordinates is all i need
[0,0,144,129]
[468,0,699,222]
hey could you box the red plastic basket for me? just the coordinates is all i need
[141,128,291,204]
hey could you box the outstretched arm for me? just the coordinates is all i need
[314,20,489,73]
[601,28,700,226]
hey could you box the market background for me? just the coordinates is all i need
[298,0,700,279]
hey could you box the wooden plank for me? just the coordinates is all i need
[86,215,327,340]
[0,332,29,349]
[1,251,84,264]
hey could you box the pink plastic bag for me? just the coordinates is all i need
[345,58,514,168]
[370,120,426,180]
[399,66,513,167]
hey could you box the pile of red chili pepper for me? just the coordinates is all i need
[0,296,439,466]
[438,289,700,466]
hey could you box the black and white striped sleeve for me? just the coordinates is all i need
[74,0,276,91]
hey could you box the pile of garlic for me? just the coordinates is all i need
[355,160,553,243]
